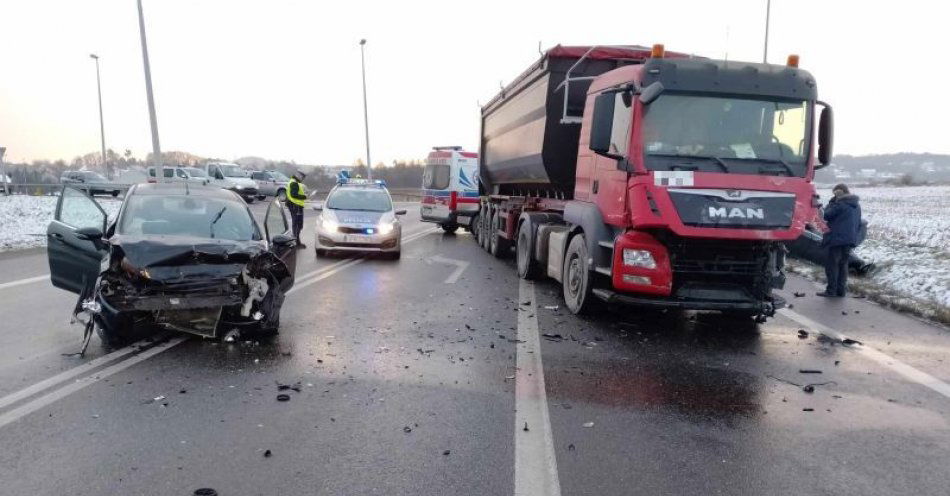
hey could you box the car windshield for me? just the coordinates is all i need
[81,172,108,182]
[270,171,290,181]
[221,165,247,178]
[642,94,810,177]
[326,188,392,212]
[184,167,207,178]
[119,194,260,241]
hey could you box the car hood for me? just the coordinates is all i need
[109,234,267,269]
[225,177,257,188]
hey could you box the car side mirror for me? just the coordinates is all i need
[395,209,407,215]
[271,233,295,246]
[589,92,616,157]
[75,226,104,249]
[816,102,834,169]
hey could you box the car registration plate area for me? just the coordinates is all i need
[344,234,371,244]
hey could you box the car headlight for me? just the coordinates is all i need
[377,221,395,235]
[622,249,656,269]
[321,216,338,232]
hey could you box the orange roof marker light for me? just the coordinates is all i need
[651,43,665,58]
[787,54,800,67]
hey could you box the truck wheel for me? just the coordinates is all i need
[478,212,490,251]
[516,221,541,279]
[489,211,510,258]
[441,223,459,234]
[563,234,595,314]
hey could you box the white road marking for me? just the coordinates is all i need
[778,308,950,400]
[0,274,48,291]
[430,255,470,284]
[514,279,562,496]
[0,336,187,429]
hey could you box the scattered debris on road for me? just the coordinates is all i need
[582,422,595,428]
[276,394,290,402]
[799,369,822,374]
[263,449,272,458]
[224,329,241,343]
[793,292,806,297]
[797,329,809,339]
[542,333,564,342]
[194,489,218,496]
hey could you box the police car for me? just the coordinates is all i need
[313,176,406,259]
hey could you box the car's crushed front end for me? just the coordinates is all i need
[83,236,290,339]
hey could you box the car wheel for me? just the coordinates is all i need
[95,312,131,348]
[276,189,287,201]
[111,190,119,198]
[516,221,541,280]
[245,197,255,204]
[388,250,401,260]
[441,223,459,234]
[563,234,595,315]
[257,195,266,201]
[316,248,327,257]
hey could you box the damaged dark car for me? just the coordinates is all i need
[47,183,297,350]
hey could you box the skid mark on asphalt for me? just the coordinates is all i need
[0,227,438,430]
[778,308,950,400]
[515,279,561,496]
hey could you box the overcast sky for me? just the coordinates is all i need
[2,0,948,165]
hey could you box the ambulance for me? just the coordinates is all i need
[420,146,479,233]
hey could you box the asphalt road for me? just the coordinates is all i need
[0,201,948,495]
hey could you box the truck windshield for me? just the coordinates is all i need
[642,94,810,177]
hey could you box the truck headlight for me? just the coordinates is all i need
[377,221,395,235]
[321,216,338,232]
[623,249,656,269]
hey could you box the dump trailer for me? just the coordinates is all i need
[474,44,834,320]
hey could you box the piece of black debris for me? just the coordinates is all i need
[442,450,451,456]
[799,369,822,374]
[887,398,897,403]
[802,385,815,393]
[793,292,806,297]
[803,408,814,412]
[507,338,525,344]
[277,384,291,391]
[403,426,412,433]
[542,333,564,342]
[797,330,809,339]
[523,422,529,432]
[276,394,290,402]
[490,343,495,349]
[194,489,218,496]
[841,311,848,315]
[568,444,576,451]
[264,449,272,458]
[842,338,863,346]
[179,389,187,394]
[787,303,794,309]
[834,360,840,366]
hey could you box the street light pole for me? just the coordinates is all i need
[763,0,771,63]
[359,39,372,180]
[0,146,8,196]
[89,54,107,176]
[136,0,163,181]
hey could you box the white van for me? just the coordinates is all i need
[147,166,210,185]
[200,162,264,203]
[420,146,479,233]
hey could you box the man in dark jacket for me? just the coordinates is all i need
[818,184,862,297]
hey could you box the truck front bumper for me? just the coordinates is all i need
[592,288,785,315]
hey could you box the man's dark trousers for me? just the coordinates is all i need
[288,203,304,242]
[825,245,851,296]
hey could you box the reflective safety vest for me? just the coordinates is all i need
[287,178,306,207]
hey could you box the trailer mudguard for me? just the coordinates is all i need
[563,201,615,270]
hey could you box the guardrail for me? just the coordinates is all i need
[1,183,132,197]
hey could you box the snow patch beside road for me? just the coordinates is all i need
[0,196,121,252]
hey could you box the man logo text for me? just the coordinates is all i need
[708,207,764,220]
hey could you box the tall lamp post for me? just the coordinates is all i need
[136,0,163,181]
[763,0,771,63]
[0,146,7,196]
[89,54,107,175]
[359,39,373,180]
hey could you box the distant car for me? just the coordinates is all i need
[60,171,121,197]
[250,170,290,200]
[147,166,211,185]
[199,162,264,203]
[46,183,298,346]
[313,178,406,259]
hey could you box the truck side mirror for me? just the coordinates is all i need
[639,81,664,105]
[589,92,616,156]
[816,102,834,169]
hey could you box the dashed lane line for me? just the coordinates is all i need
[778,308,950,400]
[514,279,562,496]
[0,274,49,291]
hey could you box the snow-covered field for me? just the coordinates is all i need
[0,195,121,251]
[800,185,950,321]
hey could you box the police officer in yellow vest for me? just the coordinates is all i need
[286,171,307,248]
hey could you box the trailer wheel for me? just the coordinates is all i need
[489,210,510,258]
[563,234,595,314]
[516,221,541,279]
[479,210,491,251]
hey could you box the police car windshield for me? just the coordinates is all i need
[326,188,392,212]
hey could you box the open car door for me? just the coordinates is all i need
[263,199,297,290]
[47,187,109,294]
